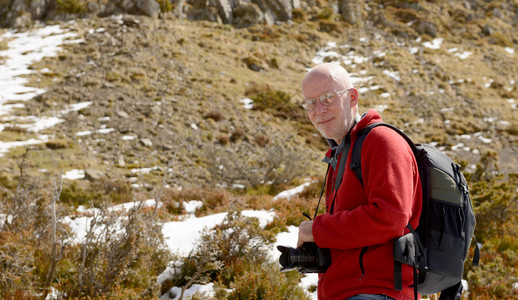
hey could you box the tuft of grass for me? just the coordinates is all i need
[0,39,8,50]
[217,135,230,145]
[106,71,120,82]
[242,56,264,72]
[230,128,246,142]
[45,139,69,150]
[388,6,419,23]
[253,133,270,147]
[2,125,27,134]
[318,19,344,34]
[205,110,225,122]
[490,32,513,47]
[292,8,306,22]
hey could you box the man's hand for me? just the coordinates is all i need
[297,221,314,247]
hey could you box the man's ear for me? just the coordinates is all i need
[350,88,359,106]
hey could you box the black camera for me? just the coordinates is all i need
[277,242,331,273]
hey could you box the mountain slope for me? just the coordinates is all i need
[0,1,516,194]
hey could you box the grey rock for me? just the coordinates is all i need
[216,0,233,24]
[141,138,153,146]
[87,1,100,14]
[30,0,48,19]
[85,169,104,182]
[481,24,492,36]
[117,110,130,119]
[339,0,362,25]
[416,21,437,38]
[119,0,135,12]
[136,0,161,18]
[13,11,33,28]
[118,155,126,167]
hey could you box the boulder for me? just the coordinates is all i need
[29,0,49,19]
[233,3,264,27]
[190,6,221,22]
[251,0,291,24]
[13,11,33,28]
[416,21,437,38]
[215,0,233,24]
[136,0,161,18]
[339,0,362,25]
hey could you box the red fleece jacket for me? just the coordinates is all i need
[313,110,422,300]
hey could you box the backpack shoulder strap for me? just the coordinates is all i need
[350,122,419,186]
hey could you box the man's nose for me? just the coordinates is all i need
[314,99,327,114]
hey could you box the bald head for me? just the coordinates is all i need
[301,63,359,144]
[302,63,353,96]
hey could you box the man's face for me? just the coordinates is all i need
[302,79,355,144]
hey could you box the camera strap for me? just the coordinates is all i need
[310,165,330,220]
[314,132,352,216]
[313,115,359,218]
[329,133,351,214]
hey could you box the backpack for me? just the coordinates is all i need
[350,123,480,299]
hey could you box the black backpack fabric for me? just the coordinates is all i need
[350,123,479,298]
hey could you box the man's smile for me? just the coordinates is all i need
[317,117,334,125]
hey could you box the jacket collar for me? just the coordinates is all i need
[322,110,383,169]
[322,113,361,169]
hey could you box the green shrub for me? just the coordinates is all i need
[56,0,86,14]
[205,141,307,193]
[60,179,132,207]
[316,6,334,20]
[245,84,306,122]
[157,0,173,12]
[170,211,276,291]
[57,202,170,298]
[462,153,518,298]
[168,211,308,299]
[224,261,308,300]
[466,152,517,241]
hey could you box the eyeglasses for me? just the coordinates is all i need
[302,88,352,111]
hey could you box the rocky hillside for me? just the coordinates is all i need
[0,0,517,197]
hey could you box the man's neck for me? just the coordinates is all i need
[334,113,362,145]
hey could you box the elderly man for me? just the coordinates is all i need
[297,63,422,300]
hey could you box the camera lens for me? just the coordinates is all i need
[277,243,330,273]
[279,248,292,268]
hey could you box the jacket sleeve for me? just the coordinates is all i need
[312,127,420,249]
